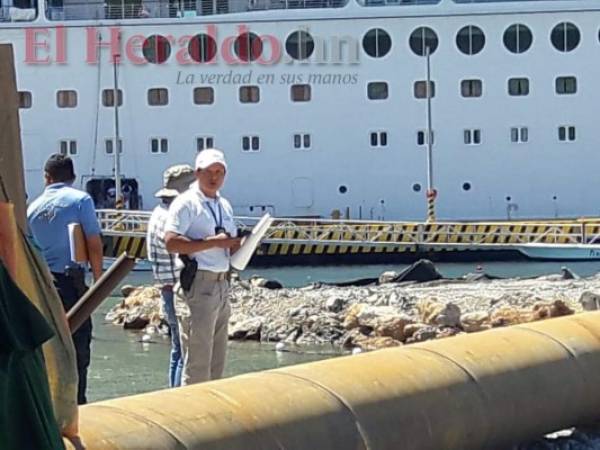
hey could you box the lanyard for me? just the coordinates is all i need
[206,199,223,229]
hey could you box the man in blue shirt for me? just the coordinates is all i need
[27,154,103,404]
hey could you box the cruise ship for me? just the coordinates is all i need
[1,0,598,221]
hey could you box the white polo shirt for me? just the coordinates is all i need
[165,184,237,273]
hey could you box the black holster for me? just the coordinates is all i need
[179,255,197,292]
[64,266,88,298]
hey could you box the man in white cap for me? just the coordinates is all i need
[147,164,195,388]
[164,149,241,385]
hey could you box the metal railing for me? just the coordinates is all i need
[0,5,37,22]
[357,0,440,6]
[45,0,348,21]
[97,209,600,248]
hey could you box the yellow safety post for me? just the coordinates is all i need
[426,188,437,222]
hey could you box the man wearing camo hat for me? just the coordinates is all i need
[147,164,195,387]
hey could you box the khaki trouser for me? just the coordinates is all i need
[176,272,231,385]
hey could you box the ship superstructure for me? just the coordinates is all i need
[1,0,598,220]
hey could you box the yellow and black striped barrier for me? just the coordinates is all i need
[101,218,600,265]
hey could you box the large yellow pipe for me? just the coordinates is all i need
[67,312,600,450]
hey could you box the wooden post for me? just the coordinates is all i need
[0,44,27,230]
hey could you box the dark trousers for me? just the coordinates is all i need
[52,272,92,405]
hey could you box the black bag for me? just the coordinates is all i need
[179,255,197,292]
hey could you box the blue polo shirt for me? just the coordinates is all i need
[27,183,101,274]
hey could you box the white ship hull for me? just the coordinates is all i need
[2,0,600,220]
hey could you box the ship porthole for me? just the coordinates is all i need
[142,35,171,64]
[503,24,533,54]
[234,32,263,62]
[188,34,218,63]
[462,182,472,191]
[551,22,580,52]
[409,27,438,56]
[412,183,422,192]
[363,28,392,58]
[286,31,315,60]
[456,25,485,55]
[339,185,348,194]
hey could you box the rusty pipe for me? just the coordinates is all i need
[66,312,600,450]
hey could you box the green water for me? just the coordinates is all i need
[88,296,338,402]
[87,261,600,402]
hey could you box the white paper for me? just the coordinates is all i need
[230,214,272,271]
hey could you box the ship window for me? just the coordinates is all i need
[234,32,263,62]
[409,27,438,56]
[142,35,172,64]
[464,129,481,145]
[193,87,214,105]
[508,78,529,96]
[462,182,472,192]
[240,85,260,103]
[197,136,215,152]
[555,76,577,95]
[338,185,348,194]
[367,82,388,100]
[461,79,482,97]
[412,183,422,193]
[414,81,435,99]
[105,138,123,154]
[510,127,528,143]
[456,25,485,55]
[558,126,576,142]
[551,22,580,52]
[293,133,311,150]
[363,28,392,58]
[148,88,169,106]
[188,34,217,63]
[370,131,387,147]
[102,89,123,107]
[59,140,78,156]
[57,90,77,108]
[150,138,169,153]
[18,91,32,109]
[242,136,260,152]
[286,31,315,60]
[417,130,434,146]
[291,84,311,102]
[503,24,533,54]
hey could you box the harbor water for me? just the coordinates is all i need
[88,260,600,402]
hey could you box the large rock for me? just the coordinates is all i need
[353,335,402,351]
[325,296,347,313]
[490,306,529,327]
[580,291,600,311]
[342,303,365,330]
[249,277,283,290]
[123,312,149,330]
[374,315,413,342]
[121,284,136,297]
[460,311,491,333]
[531,300,574,321]
[378,271,399,284]
[418,299,461,327]
[356,305,400,325]
[406,325,438,344]
[403,323,428,339]
[229,317,264,340]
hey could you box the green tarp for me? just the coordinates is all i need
[0,261,65,450]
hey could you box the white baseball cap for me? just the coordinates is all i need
[195,148,227,171]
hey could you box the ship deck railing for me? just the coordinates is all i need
[96,209,600,248]
[43,0,347,21]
